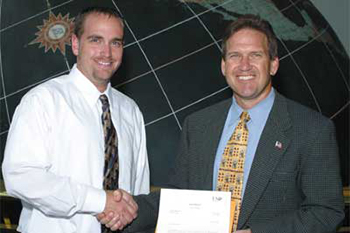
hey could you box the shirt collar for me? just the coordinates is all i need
[70,64,113,107]
[231,88,275,124]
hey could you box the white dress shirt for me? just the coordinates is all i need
[2,64,150,233]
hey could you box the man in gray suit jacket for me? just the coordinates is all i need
[101,14,345,233]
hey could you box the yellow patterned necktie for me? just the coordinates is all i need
[216,111,250,233]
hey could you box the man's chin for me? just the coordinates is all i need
[96,70,116,80]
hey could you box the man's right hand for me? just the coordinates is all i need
[98,189,138,230]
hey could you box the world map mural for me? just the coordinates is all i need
[1,0,348,188]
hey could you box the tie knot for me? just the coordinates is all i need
[100,94,109,107]
[240,111,250,123]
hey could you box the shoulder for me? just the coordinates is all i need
[109,88,143,115]
[19,74,70,107]
[276,93,334,130]
[284,95,330,120]
[186,98,231,122]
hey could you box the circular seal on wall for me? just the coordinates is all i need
[29,12,75,55]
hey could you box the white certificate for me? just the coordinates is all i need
[156,188,231,233]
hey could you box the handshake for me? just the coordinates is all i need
[98,189,138,231]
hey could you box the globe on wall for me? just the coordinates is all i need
[0,0,349,188]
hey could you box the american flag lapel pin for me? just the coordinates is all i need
[275,141,282,150]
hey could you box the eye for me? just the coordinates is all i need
[227,53,241,60]
[250,52,263,59]
[89,37,101,43]
[111,40,123,48]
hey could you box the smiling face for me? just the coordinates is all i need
[221,28,279,109]
[71,12,124,92]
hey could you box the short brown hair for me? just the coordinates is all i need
[221,14,278,60]
[74,6,124,39]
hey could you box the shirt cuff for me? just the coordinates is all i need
[82,187,106,214]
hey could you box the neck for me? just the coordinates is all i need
[97,84,108,93]
[235,89,272,110]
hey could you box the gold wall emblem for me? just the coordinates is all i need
[30,12,74,55]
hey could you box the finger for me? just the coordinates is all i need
[110,219,123,231]
[100,211,115,225]
[120,190,130,201]
[105,213,120,228]
[99,217,109,225]
[121,208,136,224]
[119,190,138,212]
[96,212,106,221]
[128,199,138,212]
[118,222,126,231]
[113,190,123,202]
[120,189,135,203]
[125,201,138,219]
[123,194,137,209]
[118,213,129,229]
[121,193,138,212]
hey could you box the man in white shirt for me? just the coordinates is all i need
[2,6,150,233]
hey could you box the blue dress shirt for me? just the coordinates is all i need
[212,89,275,198]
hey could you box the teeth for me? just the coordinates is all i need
[98,61,111,66]
[239,76,253,80]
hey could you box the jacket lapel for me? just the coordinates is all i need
[202,99,233,190]
[238,93,292,228]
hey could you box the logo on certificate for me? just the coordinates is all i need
[212,196,223,202]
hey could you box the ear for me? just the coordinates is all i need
[221,58,226,76]
[270,57,279,76]
[71,34,79,56]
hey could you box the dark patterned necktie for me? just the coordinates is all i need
[216,111,250,233]
[100,94,119,190]
[100,95,119,233]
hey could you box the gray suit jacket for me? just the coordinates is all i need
[125,92,344,233]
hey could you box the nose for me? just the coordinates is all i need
[101,43,112,57]
[239,56,252,71]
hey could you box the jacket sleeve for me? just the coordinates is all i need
[124,118,192,232]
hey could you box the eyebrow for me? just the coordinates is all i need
[112,38,124,42]
[86,35,124,42]
[87,35,103,40]
[227,50,265,55]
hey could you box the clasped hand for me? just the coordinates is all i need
[97,189,138,231]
